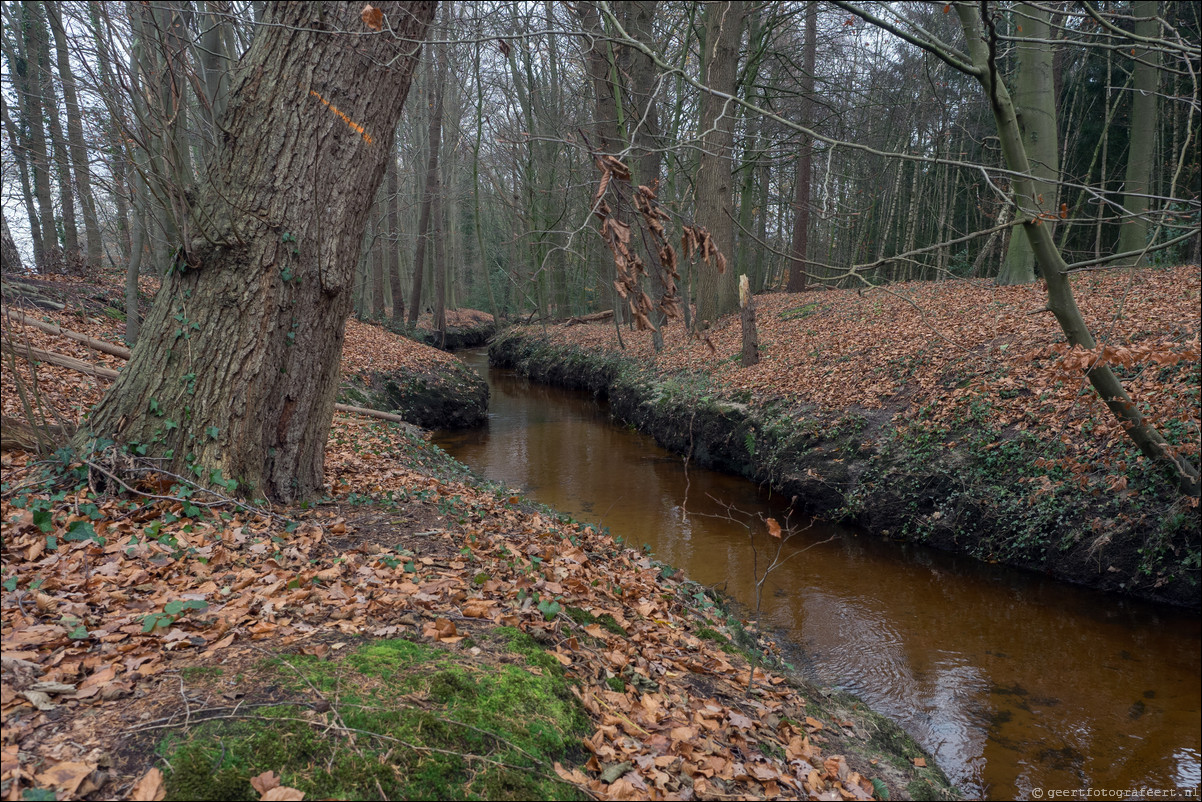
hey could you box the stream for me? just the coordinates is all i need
[433,349,1201,800]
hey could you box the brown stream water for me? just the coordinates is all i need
[433,350,1201,800]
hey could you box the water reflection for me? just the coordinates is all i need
[434,350,1201,800]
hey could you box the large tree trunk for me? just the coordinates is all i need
[1116,0,1159,263]
[694,0,745,326]
[997,3,1058,285]
[77,1,435,503]
[785,0,817,293]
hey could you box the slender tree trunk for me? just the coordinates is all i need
[90,1,131,260]
[433,177,447,346]
[408,47,444,327]
[1095,47,1112,261]
[200,1,235,129]
[78,1,435,503]
[154,1,196,247]
[370,195,386,318]
[901,147,924,281]
[739,274,758,366]
[30,1,79,258]
[9,3,57,265]
[694,0,745,325]
[1116,0,1160,263]
[786,0,817,292]
[471,40,501,324]
[47,2,101,267]
[386,153,405,322]
[997,3,1058,285]
[124,208,146,346]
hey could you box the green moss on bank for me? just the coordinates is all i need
[159,632,589,801]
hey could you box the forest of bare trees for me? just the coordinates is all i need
[2,1,1199,496]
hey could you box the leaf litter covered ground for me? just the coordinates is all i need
[538,267,1200,497]
[1,274,949,800]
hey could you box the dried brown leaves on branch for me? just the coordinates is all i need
[592,154,682,331]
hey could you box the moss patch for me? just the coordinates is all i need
[159,633,589,801]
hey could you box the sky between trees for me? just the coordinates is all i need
[2,1,1198,322]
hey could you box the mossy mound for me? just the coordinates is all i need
[159,630,589,801]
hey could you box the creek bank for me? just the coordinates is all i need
[490,329,1200,610]
[412,318,496,350]
[377,309,497,351]
[338,360,488,429]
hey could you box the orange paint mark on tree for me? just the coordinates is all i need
[309,90,374,145]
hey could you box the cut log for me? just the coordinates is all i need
[562,309,615,326]
[1,305,132,359]
[1,338,120,380]
[739,275,759,367]
[0,415,75,452]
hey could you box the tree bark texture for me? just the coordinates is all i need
[79,1,436,503]
[1116,0,1159,263]
[997,3,1058,285]
[694,0,745,325]
[786,0,817,293]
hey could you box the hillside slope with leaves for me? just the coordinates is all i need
[1,273,952,800]
[493,266,1201,606]
[0,273,487,432]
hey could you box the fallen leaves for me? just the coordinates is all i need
[129,767,166,801]
[359,4,383,31]
[525,266,1201,497]
[1,274,912,802]
[251,770,305,800]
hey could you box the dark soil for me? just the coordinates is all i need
[339,364,488,429]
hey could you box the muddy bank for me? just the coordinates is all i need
[490,330,1200,610]
[339,361,488,429]
[412,319,496,350]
